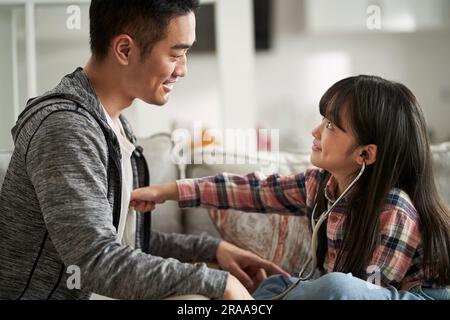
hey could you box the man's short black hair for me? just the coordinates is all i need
[89,0,199,61]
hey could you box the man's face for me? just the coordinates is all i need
[128,12,196,106]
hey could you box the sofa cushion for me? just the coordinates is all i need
[431,142,450,205]
[184,161,262,238]
[0,151,12,191]
[137,134,184,234]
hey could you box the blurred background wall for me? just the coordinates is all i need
[0,0,449,152]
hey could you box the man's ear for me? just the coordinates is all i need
[111,34,135,66]
[356,144,377,166]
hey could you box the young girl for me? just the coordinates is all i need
[131,75,450,300]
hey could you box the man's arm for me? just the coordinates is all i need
[148,231,288,293]
[148,231,220,263]
[27,111,228,300]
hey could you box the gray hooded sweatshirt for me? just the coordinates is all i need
[0,68,228,300]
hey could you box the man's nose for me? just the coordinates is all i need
[174,55,188,78]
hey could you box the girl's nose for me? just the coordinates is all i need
[312,123,321,139]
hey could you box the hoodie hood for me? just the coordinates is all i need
[12,67,109,143]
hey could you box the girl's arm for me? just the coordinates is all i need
[131,169,323,215]
[175,169,323,215]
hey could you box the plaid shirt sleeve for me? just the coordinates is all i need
[176,170,321,214]
[365,208,421,289]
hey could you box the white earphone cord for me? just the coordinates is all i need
[268,162,366,300]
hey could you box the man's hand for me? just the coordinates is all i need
[216,241,289,293]
[130,183,178,212]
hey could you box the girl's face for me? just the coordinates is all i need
[310,112,362,178]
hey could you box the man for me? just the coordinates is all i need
[0,0,285,300]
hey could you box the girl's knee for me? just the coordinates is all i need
[263,274,292,286]
[320,272,355,288]
[293,272,363,300]
[317,273,357,297]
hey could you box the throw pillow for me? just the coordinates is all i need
[209,208,312,276]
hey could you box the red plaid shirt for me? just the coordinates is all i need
[177,168,441,290]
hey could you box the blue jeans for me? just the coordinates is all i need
[253,273,450,300]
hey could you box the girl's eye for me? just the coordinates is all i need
[326,121,333,129]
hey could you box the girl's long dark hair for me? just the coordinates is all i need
[315,75,450,285]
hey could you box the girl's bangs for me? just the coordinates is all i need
[319,80,355,133]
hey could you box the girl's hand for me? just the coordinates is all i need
[130,183,178,212]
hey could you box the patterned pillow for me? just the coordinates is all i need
[208,208,312,275]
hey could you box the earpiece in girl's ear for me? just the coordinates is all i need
[361,151,368,159]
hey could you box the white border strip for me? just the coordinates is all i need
[25,1,37,98]
[11,7,19,120]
